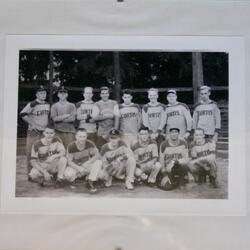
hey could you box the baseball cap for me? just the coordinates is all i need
[58,86,68,93]
[109,129,120,139]
[169,127,180,133]
[36,85,47,93]
[167,89,177,95]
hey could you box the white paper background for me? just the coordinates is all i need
[0,1,249,250]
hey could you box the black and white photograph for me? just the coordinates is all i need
[1,35,245,215]
[16,50,229,199]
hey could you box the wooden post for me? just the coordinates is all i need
[192,52,204,104]
[113,51,121,102]
[49,51,54,105]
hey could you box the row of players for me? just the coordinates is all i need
[20,85,221,175]
[28,125,218,193]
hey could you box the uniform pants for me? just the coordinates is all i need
[29,157,67,182]
[135,162,161,183]
[26,129,43,173]
[103,156,136,183]
[188,157,217,179]
[64,160,103,183]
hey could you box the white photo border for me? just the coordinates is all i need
[1,35,246,215]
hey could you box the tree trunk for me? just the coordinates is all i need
[113,51,121,102]
[192,52,204,104]
[49,51,54,105]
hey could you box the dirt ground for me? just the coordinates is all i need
[15,155,228,199]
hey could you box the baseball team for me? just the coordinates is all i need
[20,85,221,193]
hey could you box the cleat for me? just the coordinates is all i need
[125,180,134,190]
[104,177,113,187]
[88,180,98,194]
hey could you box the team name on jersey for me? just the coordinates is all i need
[167,110,180,117]
[148,112,161,118]
[36,110,50,116]
[121,112,138,119]
[138,151,153,161]
[196,149,211,157]
[197,110,213,116]
[79,109,92,115]
[164,153,182,161]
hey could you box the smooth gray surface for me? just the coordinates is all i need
[0,1,249,249]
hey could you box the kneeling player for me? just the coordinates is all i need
[132,127,161,185]
[100,129,136,190]
[159,128,190,190]
[29,125,67,186]
[188,128,218,188]
[64,128,103,193]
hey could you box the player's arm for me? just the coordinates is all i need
[46,142,66,163]
[51,104,70,122]
[113,104,120,130]
[213,104,221,141]
[67,152,83,173]
[92,105,108,121]
[178,142,189,165]
[142,106,150,130]
[63,104,76,122]
[84,146,101,165]
[30,145,51,178]
[183,106,192,138]
[158,105,166,133]
[20,103,36,128]
[192,107,198,130]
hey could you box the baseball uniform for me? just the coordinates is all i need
[193,100,221,136]
[20,99,50,172]
[64,140,102,183]
[118,103,141,147]
[29,136,67,182]
[51,101,76,147]
[165,102,192,136]
[131,139,161,184]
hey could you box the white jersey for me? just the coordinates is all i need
[76,100,99,133]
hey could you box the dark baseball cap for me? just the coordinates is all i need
[58,86,68,93]
[167,89,177,95]
[36,85,47,93]
[169,127,180,133]
[109,129,120,138]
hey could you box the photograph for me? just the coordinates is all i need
[16,49,228,199]
[1,35,245,215]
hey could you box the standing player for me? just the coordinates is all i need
[28,125,67,186]
[63,128,103,193]
[131,127,161,186]
[76,87,99,143]
[50,86,76,148]
[193,85,221,141]
[188,128,218,188]
[93,87,119,148]
[117,89,141,147]
[142,88,166,143]
[159,128,190,190]
[20,85,50,174]
[100,129,136,190]
[165,90,192,139]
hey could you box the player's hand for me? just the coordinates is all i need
[104,113,114,119]
[151,133,158,140]
[46,155,57,163]
[213,132,218,142]
[81,114,88,120]
[44,172,52,181]
[183,132,190,139]
[61,114,70,120]
[166,161,175,173]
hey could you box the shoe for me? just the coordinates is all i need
[148,181,157,188]
[88,180,98,194]
[141,173,148,181]
[105,177,113,187]
[125,180,134,190]
[54,178,65,188]
[210,177,219,188]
